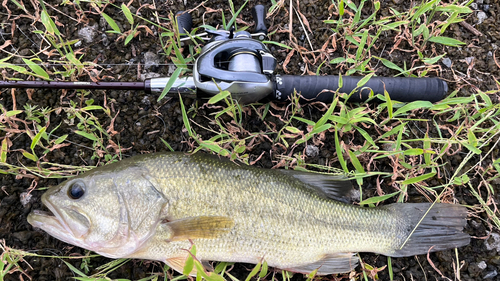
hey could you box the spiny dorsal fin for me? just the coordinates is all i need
[284,253,358,275]
[278,169,353,203]
[164,216,235,241]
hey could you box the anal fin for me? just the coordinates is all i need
[166,255,199,276]
[284,253,358,275]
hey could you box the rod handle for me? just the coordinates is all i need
[274,75,448,103]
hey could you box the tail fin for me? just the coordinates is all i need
[386,203,469,257]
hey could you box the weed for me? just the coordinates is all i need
[0,0,498,280]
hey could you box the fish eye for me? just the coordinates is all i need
[68,181,86,199]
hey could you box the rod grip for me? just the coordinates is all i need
[274,75,448,103]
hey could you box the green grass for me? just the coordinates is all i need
[0,0,498,280]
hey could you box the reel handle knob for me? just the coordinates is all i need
[176,11,193,37]
[252,5,267,40]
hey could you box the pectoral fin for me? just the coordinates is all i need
[164,216,234,241]
[284,253,358,275]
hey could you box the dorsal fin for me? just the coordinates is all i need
[278,169,353,203]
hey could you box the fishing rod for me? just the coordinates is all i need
[0,5,448,104]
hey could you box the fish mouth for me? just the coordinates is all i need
[28,193,90,245]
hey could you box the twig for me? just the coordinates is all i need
[292,6,314,51]
[459,21,483,37]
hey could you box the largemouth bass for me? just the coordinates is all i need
[28,152,469,275]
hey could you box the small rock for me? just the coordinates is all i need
[19,48,31,56]
[484,232,500,252]
[470,220,482,229]
[465,56,475,64]
[140,72,161,81]
[12,231,32,243]
[305,145,319,157]
[442,57,452,68]
[468,262,482,276]
[144,51,160,70]
[477,11,487,24]
[382,142,396,151]
[478,261,487,270]
[484,270,498,279]
[142,96,151,106]
[101,33,109,46]
[20,192,32,207]
[78,25,97,43]
[168,64,177,76]
[74,40,82,47]
[470,3,478,9]
[483,5,490,12]
[349,188,361,202]
[99,16,107,29]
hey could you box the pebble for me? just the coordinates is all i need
[484,232,500,252]
[476,11,487,25]
[140,72,161,81]
[142,96,151,105]
[484,270,498,279]
[442,57,452,68]
[78,25,97,43]
[20,192,32,207]
[102,33,109,46]
[470,219,482,229]
[168,64,177,76]
[12,231,32,243]
[478,261,487,270]
[144,51,160,69]
[305,145,319,157]
[349,188,361,202]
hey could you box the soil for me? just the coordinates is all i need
[1,0,499,280]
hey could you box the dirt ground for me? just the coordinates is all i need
[1,0,500,280]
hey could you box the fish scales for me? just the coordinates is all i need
[117,155,398,267]
[28,152,470,275]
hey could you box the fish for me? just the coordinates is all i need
[27,152,470,276]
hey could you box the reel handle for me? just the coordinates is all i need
[252,5,267,40]
[176,11,193,37]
